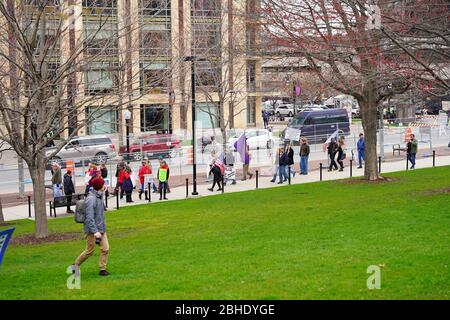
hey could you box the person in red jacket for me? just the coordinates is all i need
[138,159,152,200]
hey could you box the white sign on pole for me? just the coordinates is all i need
[284,127,301,142]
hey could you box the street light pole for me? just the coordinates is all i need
[185,56,199,195]
[124,105,132,165]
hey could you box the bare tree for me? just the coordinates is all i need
[0,0,148,238]
[261,0,431,180]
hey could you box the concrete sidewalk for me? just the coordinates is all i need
[3,155,450,222]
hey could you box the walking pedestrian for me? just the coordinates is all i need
[114,161,125,199]
[270,148,282,182]
[407,134,418,169]
[71,177,110,277]
[122,166,134,203]
[337,138,346,172]
[262,110,269,129]
[158,160,170,200]
[224,148,237,185]
[85,163,97,194]
[63,169,75,214]
[138,159,152,200]
[299,138,310,175]
[357,133,365,169]
[241,145,254,181]
[327,138,339,172]
[278,147,289,184]
[208,158,224,192]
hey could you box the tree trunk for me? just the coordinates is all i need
[29,164,48,238]
[0,196,4,223]
[360,99,381,181]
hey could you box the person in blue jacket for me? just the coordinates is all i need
[357,133,365,169]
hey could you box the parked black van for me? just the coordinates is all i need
[286,108,350,143]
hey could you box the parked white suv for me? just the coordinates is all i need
[45,135,116,165]
[275,104,295,118]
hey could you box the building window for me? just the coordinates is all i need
[85,62,119,94]
[139,0,171,94]
[82,0,117,15]
[247,61,256,91]
[140,0,171,16]
[83,19,119,56]
[247,97,256,126]
[191,0,221,17]
[140,62,170,94]
[196,102,219,129]
[86,106,118,135]
[140,26,171,57]
[141,104,171,133]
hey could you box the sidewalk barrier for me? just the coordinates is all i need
[185,179,189,198]
[256,170,259,189]
[320,163,323,181]
[28,196,32,218]
[433,150,436,167]
[116,193,119,210]
[148,182,152,203]
[379,157,382,174]
[105,192,108,208]
[288,167,291,185]
[406,156,409,171]
[222,175,225,194]
[350,160,353,178]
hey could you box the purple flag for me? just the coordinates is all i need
[234,133,247,162]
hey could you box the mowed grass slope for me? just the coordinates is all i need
[0,167,449,299]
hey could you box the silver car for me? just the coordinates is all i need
[46,135,116,165]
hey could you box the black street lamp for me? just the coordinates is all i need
[124,108,131,165]
[184,56,200,195]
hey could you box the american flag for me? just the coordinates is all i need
[214,153,225,175]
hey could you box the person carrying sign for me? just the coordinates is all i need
[158,160,170,201]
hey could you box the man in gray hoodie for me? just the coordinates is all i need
[72,177,110,276]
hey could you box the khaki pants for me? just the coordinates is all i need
[242,164,253,180]
[75,233,109,271]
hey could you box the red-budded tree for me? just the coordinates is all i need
[262,0,431,180]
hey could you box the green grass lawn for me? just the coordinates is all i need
[1,167,449,300]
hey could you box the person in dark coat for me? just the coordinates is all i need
[327,138,339,171]
[122,166,134,203]
[63,170,75,213]
[208,159,224,192]
[286,142,295,178]
[337,138,345,172]
[278,148,289,184]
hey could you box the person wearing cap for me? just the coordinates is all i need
[72,177,110,276]
[157,160,170,200]
[63,170,75,214]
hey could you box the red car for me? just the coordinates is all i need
[119,134,181,160]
